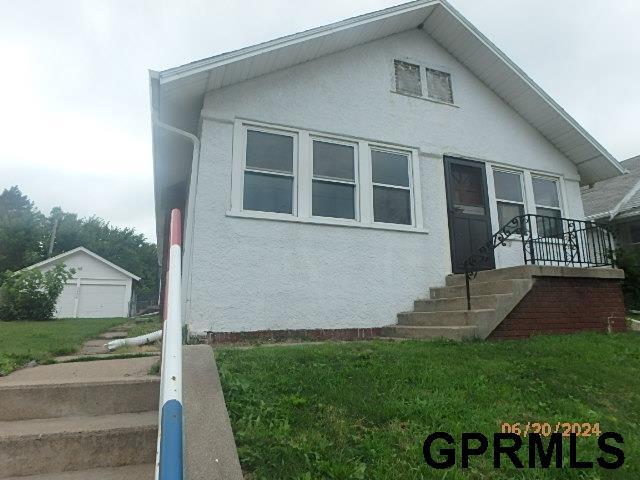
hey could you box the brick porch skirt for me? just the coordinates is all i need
[489,276,627,340]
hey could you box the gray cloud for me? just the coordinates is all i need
[1,0,638,243]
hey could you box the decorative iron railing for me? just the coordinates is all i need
[462,214,614,310]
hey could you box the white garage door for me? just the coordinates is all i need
[77,283,127,318]
[55,283,78,318]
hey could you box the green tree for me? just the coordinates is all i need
[0,264,74,321]
[0,187,158,301]
[0,186,46,272]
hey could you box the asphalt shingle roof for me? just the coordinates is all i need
[582,155,640,218]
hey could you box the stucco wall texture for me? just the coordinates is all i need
[184,29,585,333]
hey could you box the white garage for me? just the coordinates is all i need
[28,247,140,318]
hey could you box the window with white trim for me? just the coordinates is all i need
[493,169,525,234]
[312,139,357,220]
[243,128,296,214]
[232,121,423,232]
[371,148,412,225]
[532,176,562,237]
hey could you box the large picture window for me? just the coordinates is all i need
[371,149,412,225]
[493,170,525,233]
[243,128,296,214]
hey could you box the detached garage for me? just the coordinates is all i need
[28,247,140,318]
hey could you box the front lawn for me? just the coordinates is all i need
[0,318,127,375]
[217,332,640,479]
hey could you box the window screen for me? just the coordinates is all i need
[426,68,453,104]
[493,170,525,234]
[243,129,295,214]
[312,140,356,219]
[394,60,422,96]
[371,149,411,225]
[532,177,562,237]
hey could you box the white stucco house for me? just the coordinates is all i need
[150,0,625,338]
[28,247,140,318]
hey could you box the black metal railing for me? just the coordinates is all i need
[461,214,614,310]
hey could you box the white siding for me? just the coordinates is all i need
[185,29,585,333]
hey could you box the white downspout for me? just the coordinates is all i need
[151,111,201,331]
[114,116,200,352]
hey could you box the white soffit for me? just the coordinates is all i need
[152,0,624,212]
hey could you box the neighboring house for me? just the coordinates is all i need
[150,0,626,337]
[582,155,640,248]
[28,247,140,318]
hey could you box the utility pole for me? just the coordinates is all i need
[47,217,59,258]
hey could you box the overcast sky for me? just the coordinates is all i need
[1,0,638,242]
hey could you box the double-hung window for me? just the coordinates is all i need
[493,170,525,234]
[234,121,422,231]
[371,149,412,225]
[312,139,357,219]
[532,176,562,237]
[243,128,296,214]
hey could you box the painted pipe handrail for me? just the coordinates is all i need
[156,209,183,480]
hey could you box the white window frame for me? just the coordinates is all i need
[492,168,527,230]
[232,123,299,218]
[229,119,425,233]
[370,145,416,227]
[531,175,563,218]
[309,135,360,222]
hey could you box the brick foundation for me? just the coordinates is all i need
[489,276,627,340]
[204,327,385,345]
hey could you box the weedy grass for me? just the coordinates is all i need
[217,332,640,479]
[0,318,127,375]
[126,315,161,338]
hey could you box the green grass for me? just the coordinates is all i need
[217,332,640,479]
[126,315,161,338]
[0,318,127,375]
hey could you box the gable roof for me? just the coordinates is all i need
[151,0,625,247]
[582,155,640,220]
[27,247,141,281]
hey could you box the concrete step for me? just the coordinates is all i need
[4,464,155,480]
[430,279,530,299]
[414,294,511,312]
[383,325,476,340]
[445,265,535,286]
[0,412,157,478]
[0,378,159,421]
[398,309,495,327]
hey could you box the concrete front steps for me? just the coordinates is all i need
[384,265,626,341]
[0,357,159,479]
[384,266,537,341]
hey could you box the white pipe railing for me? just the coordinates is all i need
[155,208,184,480]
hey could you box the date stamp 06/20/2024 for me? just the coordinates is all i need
[500,421,602,437]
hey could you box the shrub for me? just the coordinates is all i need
[613,247,640,310]
[0,264,74,321]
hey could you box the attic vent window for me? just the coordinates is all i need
[426,68,453,104]
[394,60,421,96]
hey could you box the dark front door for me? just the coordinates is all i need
[444,156,495,274]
